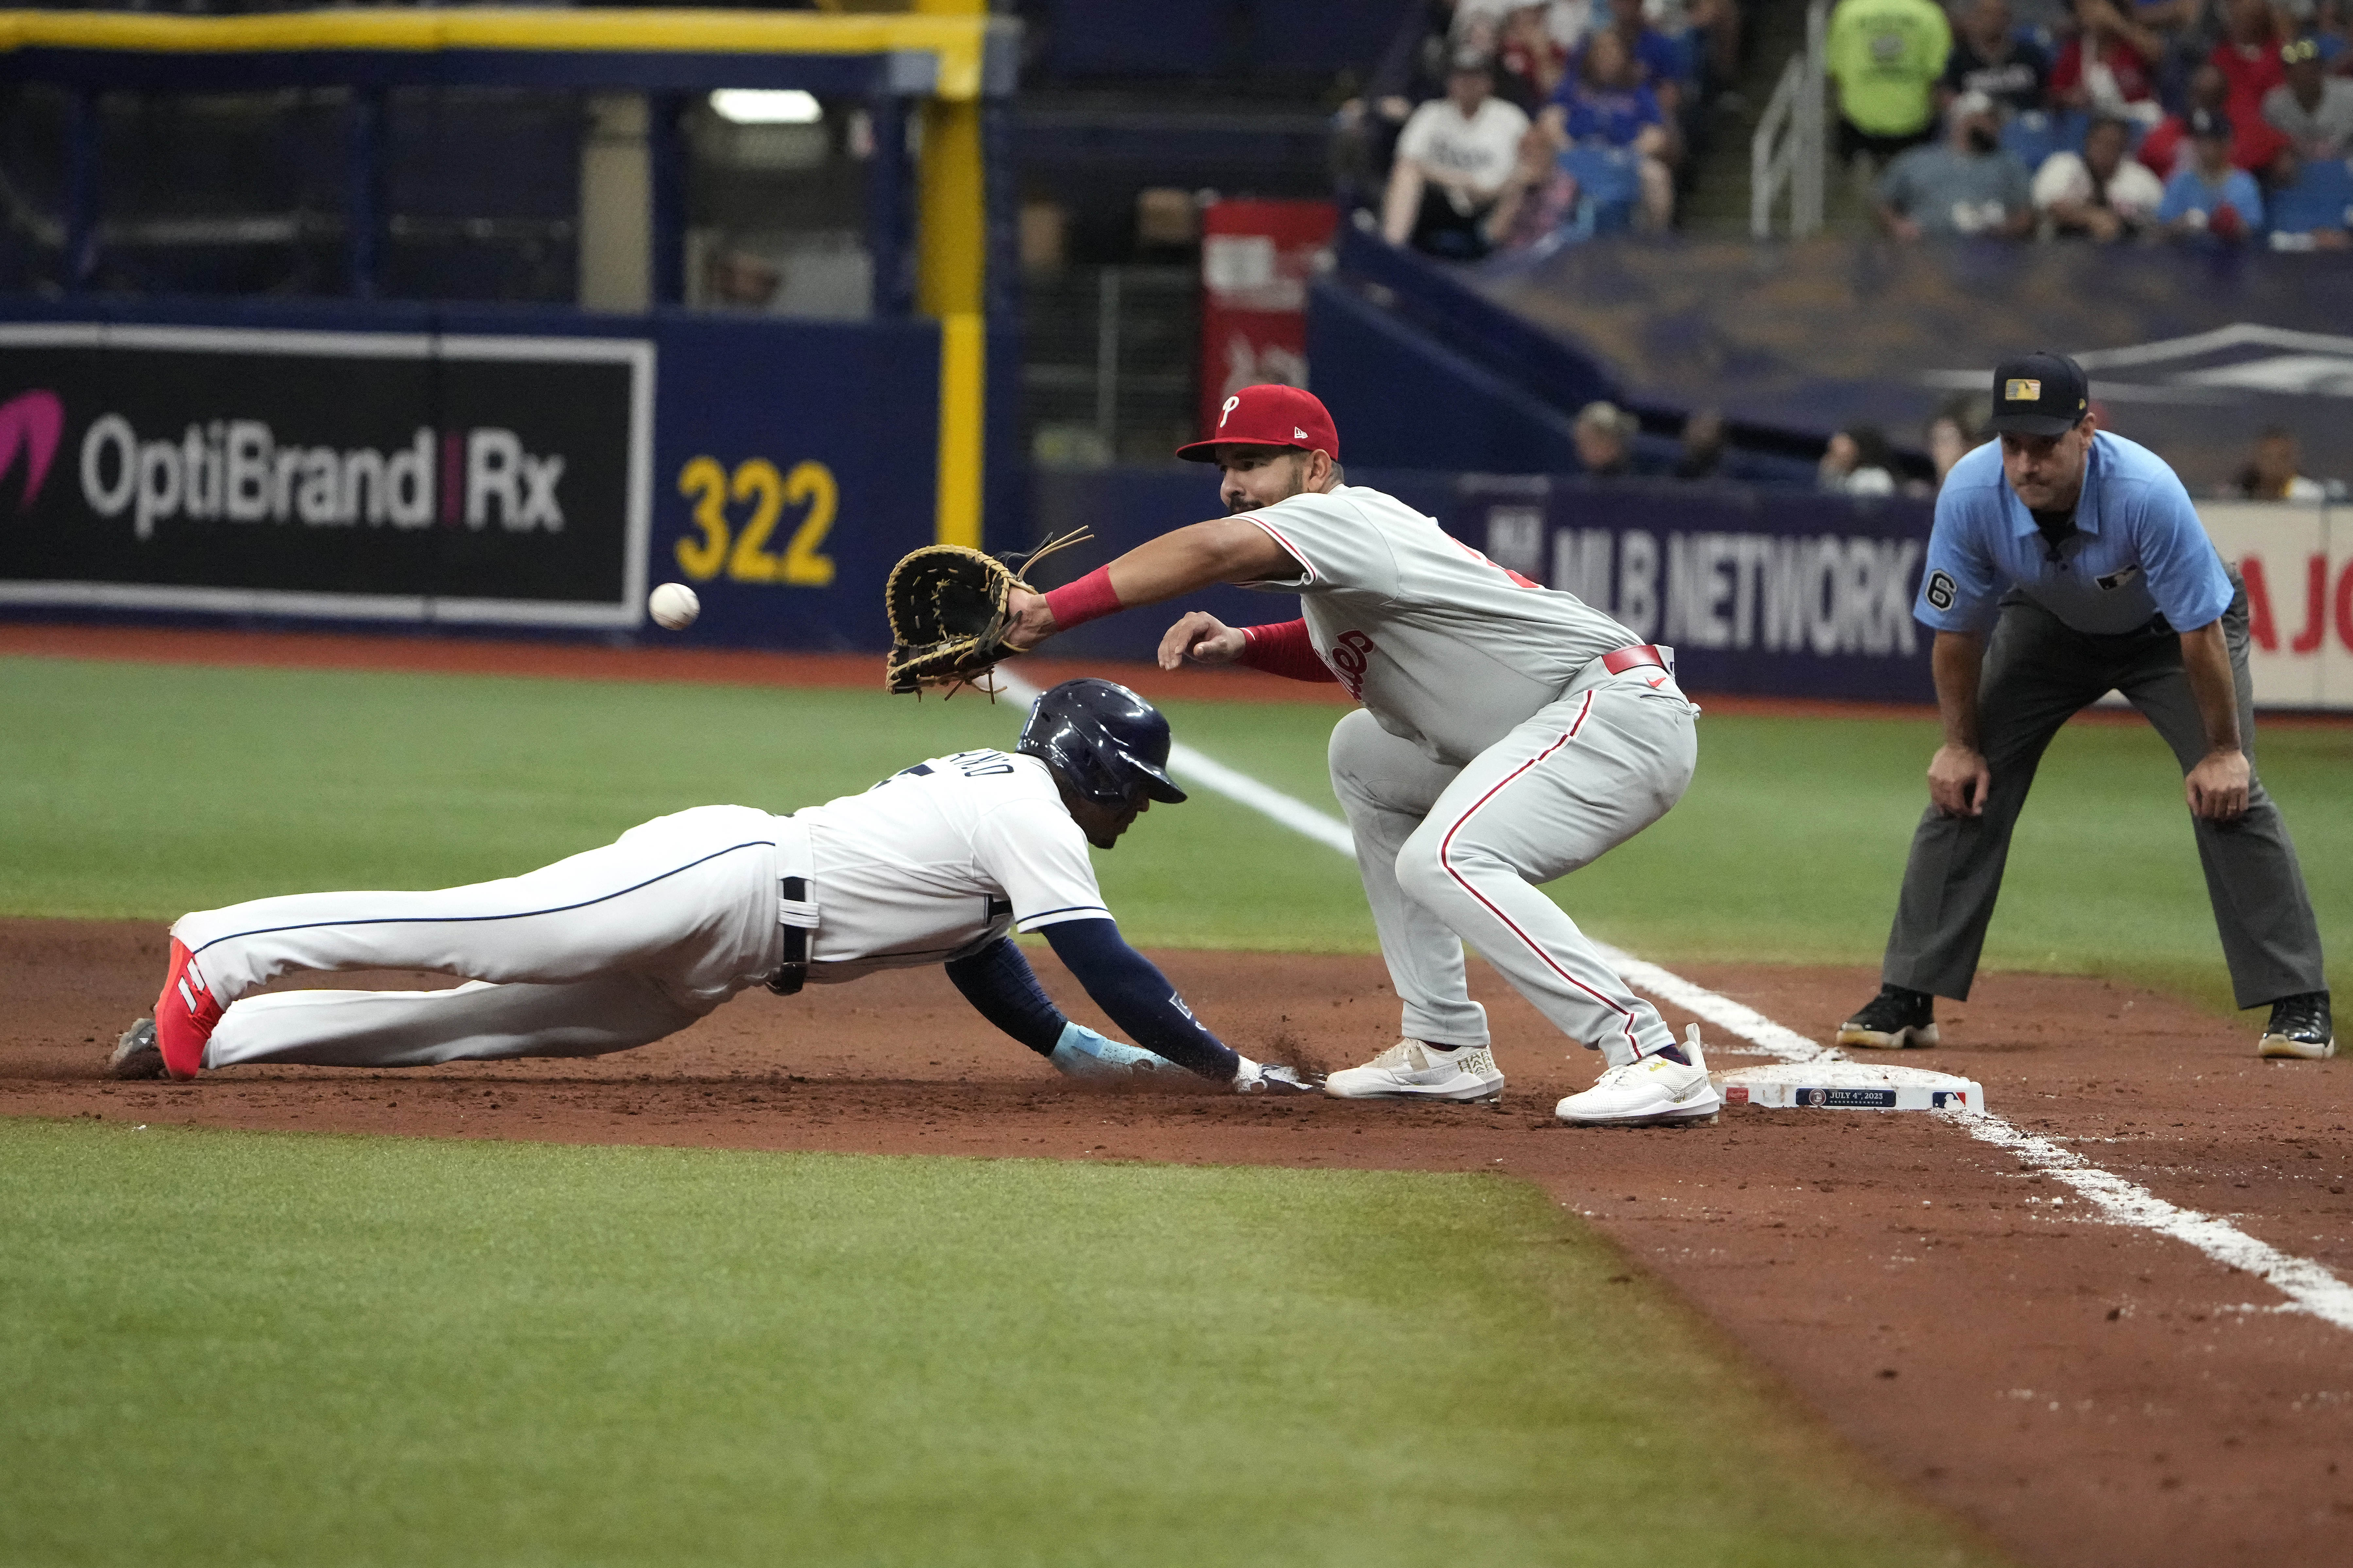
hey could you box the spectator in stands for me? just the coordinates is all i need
[1828,0,1954,170]
[1338,0,1462,196]
[2212,0,2291,133]
[2158,107,2267,238]
[1497,4,1571,105]
[1874,91,2037,238]
[1589,4,1692,116]
[2259,140,2353,246]
[1484,121,1583,250]
[1942,0,2054,117]
[1674,408,1727,479]
[2265,36,2353,156]
[2140,61,2289,173]
[1926,394,1988,489]
[1543,29,1679,229]
[2231,427,2328,499]
[1381,51,1534,260]
[1453,6,1540,109]
[2051,0,2167,125]
[2033,113,2169,236]
[2314,0,2353,62]
[1818,425,1899,494]
[1574,400,1638,477]
[2121,0,2208,83]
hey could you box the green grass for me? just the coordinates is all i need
[5,653,2343,1013]
[0,658,1371,953]
[0,1120,1998,1568]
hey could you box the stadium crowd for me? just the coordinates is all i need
[1838,0,2353,248]
[1341,0,1742,252]
[1348,0,2353,255]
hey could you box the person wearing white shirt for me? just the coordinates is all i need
[2032,115,2167,240]
[1382,49,1534,258]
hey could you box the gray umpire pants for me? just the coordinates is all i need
[1882,577,2325,1010]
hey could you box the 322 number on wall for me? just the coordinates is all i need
[674,457,838,586]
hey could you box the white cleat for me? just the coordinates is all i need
[1324,1038,1505,1103]
[1555,1025,1722,1126]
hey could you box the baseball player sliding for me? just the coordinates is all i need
[1001,385,1717,1126]
[111,680,1313,1095]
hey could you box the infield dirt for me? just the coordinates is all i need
[6,918,2347,1568]
[8,624,2349,1566]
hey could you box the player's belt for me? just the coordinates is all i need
[1599,643,1668,675]
[770,874,817,996]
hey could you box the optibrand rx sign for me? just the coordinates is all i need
[0,324,652,627]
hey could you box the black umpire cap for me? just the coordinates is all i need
[1985,351,2091,438]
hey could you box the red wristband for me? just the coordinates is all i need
[1041,566,1121,632]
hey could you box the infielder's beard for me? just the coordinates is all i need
[1225,455,1309,514]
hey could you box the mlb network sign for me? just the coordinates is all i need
[1466,479,1938,702]
[0,325,652,627]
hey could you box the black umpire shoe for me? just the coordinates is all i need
[1836,985,1940,1050]
[2257,991,2335,1061]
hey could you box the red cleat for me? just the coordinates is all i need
[153,937,223,1081]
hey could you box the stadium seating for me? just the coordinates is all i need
[1039,0,1228,80]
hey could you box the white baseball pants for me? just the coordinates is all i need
[181,805,786,1070]
[1329,669,1698,1067]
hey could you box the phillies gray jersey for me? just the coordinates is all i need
[1240,484,1640,764]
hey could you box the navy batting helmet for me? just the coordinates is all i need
[1017,679,1187,812]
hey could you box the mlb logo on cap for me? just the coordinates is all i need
[1986,351,2090,438]
[1177,384,1339,463]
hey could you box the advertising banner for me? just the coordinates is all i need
[0,307,947,650]
[1458,477,1939,703]
[2198,501,2351,710]
[1199,199,1336,439]
[0,323,650,627]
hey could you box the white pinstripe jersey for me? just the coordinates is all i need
[1239,485,1639,764]
[792,750,1107,979]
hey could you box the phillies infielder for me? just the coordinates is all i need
[1004,386,1716,1125]
[112,680,1312,1095]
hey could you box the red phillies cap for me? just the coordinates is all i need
[1176,384,1339,464]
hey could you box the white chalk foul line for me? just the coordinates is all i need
[997,667,2353,1334]
[1959,1119,2353,1331]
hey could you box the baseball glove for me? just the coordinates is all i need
[883,528,1092,696]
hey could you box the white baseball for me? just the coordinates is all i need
[648,582,700,631]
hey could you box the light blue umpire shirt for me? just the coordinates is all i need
[1915,431,2234,638]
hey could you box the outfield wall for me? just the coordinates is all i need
[2202,502,2353,710]
[1035,473,2350,710]
[5,327,2343,710]
[1033,468,1939,704]
[0,302,940,649]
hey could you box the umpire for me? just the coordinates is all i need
[1838,351,2332,1060]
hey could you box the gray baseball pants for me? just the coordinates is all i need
[1329,666,1699,1067]
[1882,582,2325,1009]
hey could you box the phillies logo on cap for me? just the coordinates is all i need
[1178,384,1339,464]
